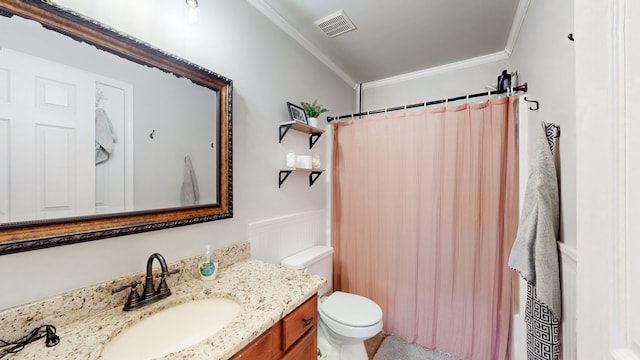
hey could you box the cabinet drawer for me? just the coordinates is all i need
[281,327,317,360]
[282,294,317,351]
[229,328,273,359]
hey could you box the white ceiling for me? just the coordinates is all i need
[249,0,525,87]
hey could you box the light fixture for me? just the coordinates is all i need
[185,0,198,8]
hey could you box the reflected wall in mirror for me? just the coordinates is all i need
[0,0,232,255]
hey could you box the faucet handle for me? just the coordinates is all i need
[112,281,142,311]
[155,269,179,297]
[112,280,141,294]
[155,268,180,278]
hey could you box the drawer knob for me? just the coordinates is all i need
[302,317,314,327]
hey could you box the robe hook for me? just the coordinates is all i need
[149,129,155,139]
[524,97,539,111]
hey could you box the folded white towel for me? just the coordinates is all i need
[508,121,561,319]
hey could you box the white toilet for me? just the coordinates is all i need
[281,246,383,360]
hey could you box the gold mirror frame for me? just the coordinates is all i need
[0,0,233,255]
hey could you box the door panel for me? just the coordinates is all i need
[94,79,132,213]
[37,125,74,212]
[577,0,640,358]
[0,48,95,222]
[37,77,76,111]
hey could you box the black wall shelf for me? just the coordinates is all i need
[279,168,324,188]
[278,121,324,149]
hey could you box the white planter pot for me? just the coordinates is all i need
[307,117,318,127]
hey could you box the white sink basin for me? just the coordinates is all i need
[101,298,241,360]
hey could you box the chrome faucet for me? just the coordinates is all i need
[112,253,180,311]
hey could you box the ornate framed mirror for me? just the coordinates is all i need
[0,0,232,255]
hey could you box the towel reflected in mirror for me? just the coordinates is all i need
[95,108,118,164]
[180,155,200,204]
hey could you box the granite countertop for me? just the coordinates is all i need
[1,244,325,360]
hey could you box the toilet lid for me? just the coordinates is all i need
[320,291,383,327]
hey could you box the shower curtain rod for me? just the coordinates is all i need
[326,83,528,122]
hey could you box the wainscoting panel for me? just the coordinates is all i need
[248,209,327,265]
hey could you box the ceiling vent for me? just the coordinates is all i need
[315,10,357,38]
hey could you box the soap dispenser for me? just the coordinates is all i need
[198,245,218,281]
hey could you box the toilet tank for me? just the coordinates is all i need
[281,246,333,297]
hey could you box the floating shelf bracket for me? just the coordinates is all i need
[279,123,293,144]
[278,121,324,149]
[279,170,293,188]
[309,133,322,149]
[278,169,324,188]
[309,171,323,186]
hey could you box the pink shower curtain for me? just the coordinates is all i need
[332,97,517,360]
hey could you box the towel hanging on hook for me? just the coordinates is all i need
[524,97,539,111]
[543,122,561,153]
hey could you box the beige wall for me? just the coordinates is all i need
[509,0,576,249]
[0,0,355,310]
[508,1,576,358]
[361,58,510,110]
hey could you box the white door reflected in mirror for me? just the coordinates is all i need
[0,14,219,225]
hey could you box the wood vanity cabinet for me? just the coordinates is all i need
[230,294,318,360]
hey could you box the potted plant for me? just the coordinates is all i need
[300,100,328,127]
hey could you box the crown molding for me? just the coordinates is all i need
[362,51,509,90]
[249,0,530,90]
[362,0,530,89]
[505,0,532,56]
[247,0,358,89]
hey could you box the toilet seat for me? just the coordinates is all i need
[319,292,383,339]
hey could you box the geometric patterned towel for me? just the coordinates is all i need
[526,283,560,360]
[543,122,560,154]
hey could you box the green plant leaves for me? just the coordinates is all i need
[300,99,329,118]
